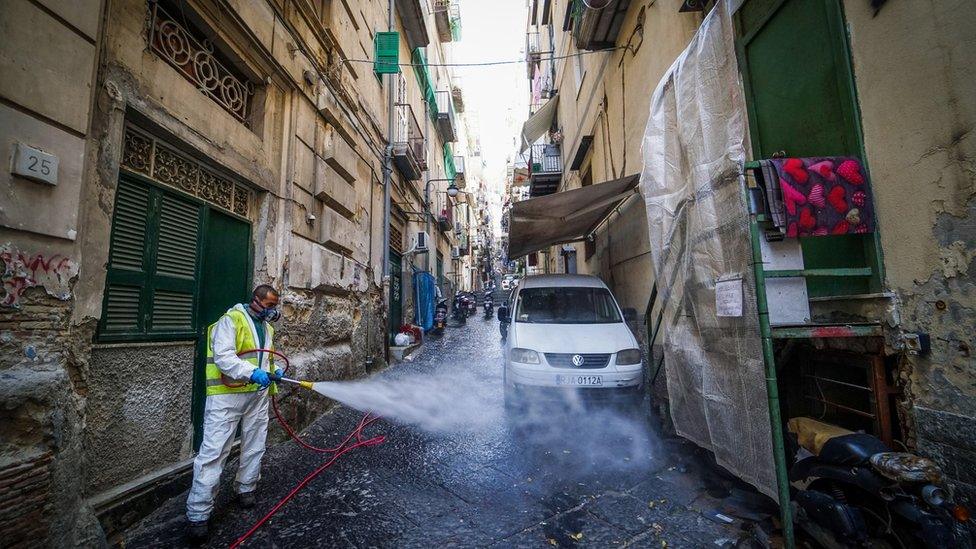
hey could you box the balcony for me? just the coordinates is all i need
[573,0,632,51]
[526,31,541,79]
[433,0,461,42]
[435,90,457,143]
[529,143,562,197]
[438,205,453,232]
[453,155,466,183]
[393,103,426,181]
[395,0,430,49]
[452,84,465,113]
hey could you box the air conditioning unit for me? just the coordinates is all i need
[451,246,460,259]
[413,230,429,252]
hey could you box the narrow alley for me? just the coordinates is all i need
[121,317,762,548]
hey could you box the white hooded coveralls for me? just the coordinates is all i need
[186,304,273,522]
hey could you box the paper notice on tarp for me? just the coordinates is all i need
[715,276,743,317]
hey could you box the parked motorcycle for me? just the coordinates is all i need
[483,293,494,319]
[787,417,972,548]
[432,298,448,335]
[461,292,477,316]
[451,294,467,323]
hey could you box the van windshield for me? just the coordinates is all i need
[515,287,622,324]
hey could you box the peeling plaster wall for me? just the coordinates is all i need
[85,344,195,493]
[844,0,976,505]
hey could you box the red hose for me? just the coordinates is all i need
[227,350,386,548]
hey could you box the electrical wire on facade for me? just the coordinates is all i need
[341,46,627,68]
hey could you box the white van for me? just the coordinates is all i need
[500,274,643,405]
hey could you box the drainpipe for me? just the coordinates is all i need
[382,0,395,349]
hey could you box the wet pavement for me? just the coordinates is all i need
[121,315,771,548]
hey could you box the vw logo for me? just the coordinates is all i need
[571,354,585,367]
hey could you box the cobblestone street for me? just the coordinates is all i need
[122,318,768,548]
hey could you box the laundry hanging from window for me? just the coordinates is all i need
[759,157,875,238]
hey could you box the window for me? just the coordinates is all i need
[148,1,256,125]
[99,177,202,341]
[573,53,585,95]
[585,237,596,260]
[516,287,622,324]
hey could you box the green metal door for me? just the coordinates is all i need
[737,0,881,297]
[191,209,252,450]
[389,251,403,343]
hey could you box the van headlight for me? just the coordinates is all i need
[616,349,642,365]
[510,348,540,364]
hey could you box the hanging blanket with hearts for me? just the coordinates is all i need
[768,157,875,238]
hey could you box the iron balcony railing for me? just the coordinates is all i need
[433,0,461,42]
[530,143,562,175]
[454,155,466,182]
[435,89,457,142]
[393,103,426,180]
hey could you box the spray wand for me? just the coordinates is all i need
[226,349,386,547]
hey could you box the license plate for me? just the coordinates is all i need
[556,374,603,386]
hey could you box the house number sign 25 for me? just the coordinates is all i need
[11,143,59,186]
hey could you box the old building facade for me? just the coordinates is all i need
[0,0,474,544]
[515,0,975,512]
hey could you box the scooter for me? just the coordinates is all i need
[787,417,972,548]
[432,299,448,334]
[451,295,467,324]
[483,293,494,319]
[497,303,509,341]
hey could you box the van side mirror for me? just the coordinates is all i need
[622,308,637,322]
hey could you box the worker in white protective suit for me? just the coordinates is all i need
[186,285,281,541]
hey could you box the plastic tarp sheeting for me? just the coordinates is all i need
[638,0,777,499]
[508,174,639,258]
[413,271,437,332]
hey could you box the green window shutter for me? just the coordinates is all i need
[444,143,456,181]
[148,193,200,334]
[375,32,400,74]
[102,179,151,336]
[100,177,203,341]
[412,48,438,122]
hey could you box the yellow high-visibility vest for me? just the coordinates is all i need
[205,307,278,396]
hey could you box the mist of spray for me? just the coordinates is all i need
[305,370,503,433]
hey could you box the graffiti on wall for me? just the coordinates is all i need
[0,244,79,308]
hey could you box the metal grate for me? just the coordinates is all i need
[122,125,252,217]
[544,353,611,369]
[148,2,254,123]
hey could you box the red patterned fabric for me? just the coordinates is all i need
[770,157,875,238]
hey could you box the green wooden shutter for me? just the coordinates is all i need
[102,179,151,335]
[100,177,204,341]
[412,48,438,122]
[375,32,400,74]
[149,193,200,334]
[444,143,456,181]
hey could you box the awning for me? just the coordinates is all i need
[519,94,559,153]
[507,174,640,258]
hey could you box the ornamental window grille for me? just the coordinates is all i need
[147,1,254,124]
[121,124,253,218]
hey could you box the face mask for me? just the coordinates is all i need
[250,297,281,322]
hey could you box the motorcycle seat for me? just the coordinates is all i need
[787,417,853,456]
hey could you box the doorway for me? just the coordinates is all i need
[191,209,252,450]
[388,250,403,344]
